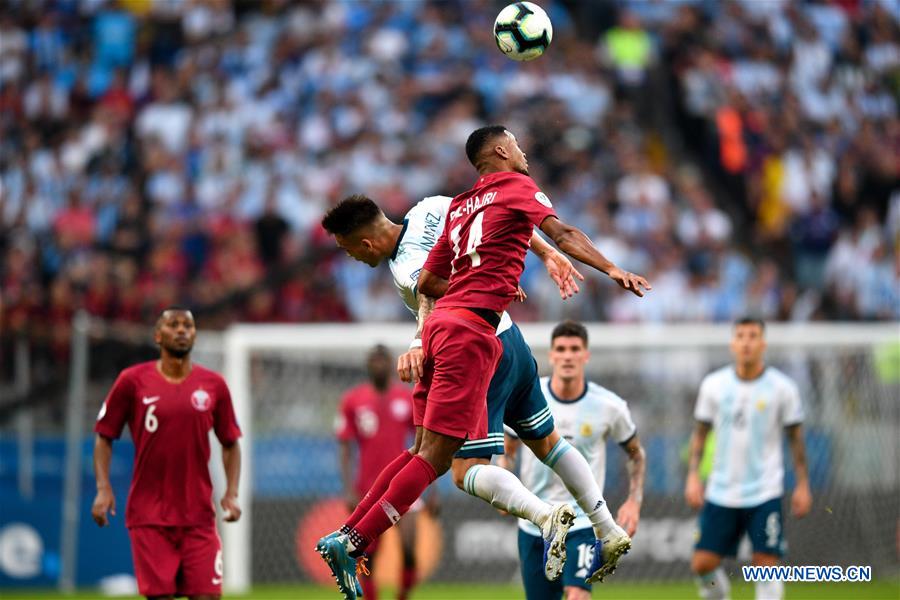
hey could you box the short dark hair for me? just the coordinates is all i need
[551,320,588,346]
[156,306,193,327]
[321,195,382,236]
[734,316,765,331]
[465,125,509,167]
[368,344,392,360]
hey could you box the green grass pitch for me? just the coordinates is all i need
[4,580,898,599]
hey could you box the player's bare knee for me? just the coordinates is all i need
[691,551,720,575]
[523,432,559,461]
[752,552,779,566]
[563,586,591,600]
[419,432,464,475]
[451,457,489,489]
[451,461,468,489]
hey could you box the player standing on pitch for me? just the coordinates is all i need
[505,320,646,600]
[336,345,425,600]
[318,125,650,598]
[685,317,812,600]
[92,308,242,600]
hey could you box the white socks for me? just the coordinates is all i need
[755,579,784,600]
[542,438,616,537]
[696,568,730,600]
[462,464,552,529]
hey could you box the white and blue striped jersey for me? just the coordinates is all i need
[518,377,637,537]
[388,195,512,333]
[695,366,804,508]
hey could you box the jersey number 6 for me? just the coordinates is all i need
[145,405,158,433]
[450,211,485,273]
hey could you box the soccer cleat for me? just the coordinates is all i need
[541,503,576,581]
[586,525,631,584]
[315,531,363,597]
[316,534,360,599]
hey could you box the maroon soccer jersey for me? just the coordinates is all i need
[424,171,556,312]
[335,382,414,496]
[94,361,241,528]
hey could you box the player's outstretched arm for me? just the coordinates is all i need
[221,441,242,522]
[91,434,116,527]
[685,421,711,509]
[786,424,812,518]
[529,230,584,299]
[539,217,651,297]
[617,435,646,537]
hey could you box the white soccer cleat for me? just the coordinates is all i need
[541,503,576,581]
[586,524,631,583]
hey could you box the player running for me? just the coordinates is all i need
[336,345,423,600]
[92,308,242,600]
[504,320,646,600]
[685,317,812,600]
[318,125,650,599]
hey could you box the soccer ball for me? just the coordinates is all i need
[494,2,553,62]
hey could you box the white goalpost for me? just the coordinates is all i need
[215,322,899,592]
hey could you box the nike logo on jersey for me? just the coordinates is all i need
[211,577,222,585]
[142,396,160,405]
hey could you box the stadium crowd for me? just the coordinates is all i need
[1,0,898,364]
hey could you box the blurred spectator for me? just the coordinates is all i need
[0,0,897,378]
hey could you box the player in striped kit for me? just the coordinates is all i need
[506,320,646,600]
[685,317,812,600]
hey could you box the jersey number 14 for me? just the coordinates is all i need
[450,211,485,273]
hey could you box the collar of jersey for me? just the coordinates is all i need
[547,378,588,404]
[390,219,409,261]
[731,365,768,383]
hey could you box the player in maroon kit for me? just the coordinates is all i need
[91,308,242,600]
[318,126,650,599]
[336,345,423,600]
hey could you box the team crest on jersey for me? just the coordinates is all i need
[391,399,410,420]
[357,408,379,437]
[755,398,768,411]
[580,422,593,437]
[534,192,552,207]
[191,389,212,411]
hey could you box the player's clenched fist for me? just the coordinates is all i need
[221,493,242,522]
[397,347,424,383]
[92,486,116,527]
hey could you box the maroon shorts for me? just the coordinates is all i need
[413,307,502,440]
[129,524,223,597]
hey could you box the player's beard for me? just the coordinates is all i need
[165,344,193,359]
[372,374,389,390]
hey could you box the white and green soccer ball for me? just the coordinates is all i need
[494,2,553,62]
